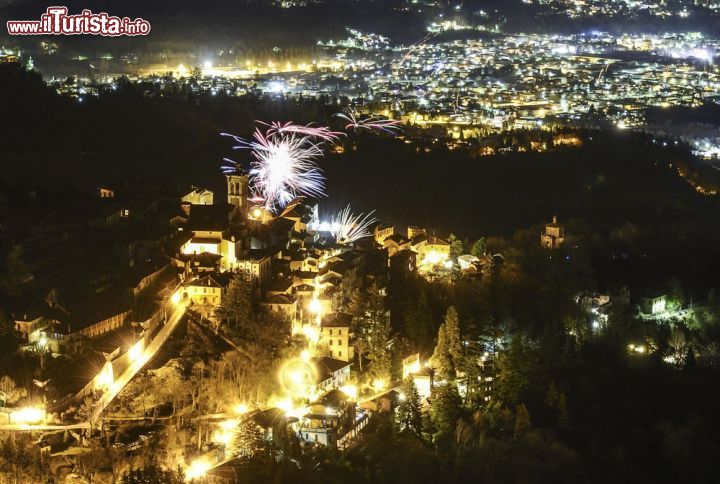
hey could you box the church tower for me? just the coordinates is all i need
[226,173,248,218]
[540,215,566,249]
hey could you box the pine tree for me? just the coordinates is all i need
[364,282,387,336]
[235,417,268,457]
[444,306,463,364]
[557,392,570,429]
[347,282,368,321]
[430,323,453,380]
[121,457,184,483]
[514,403,532,439]
[0,312,17,355]
[367,322,392,385]
[496,335,537,404]
[458,348,483,408]
[396,378,423,438]
[470,237,486,257]
[364,283,392,385]
[708,288,720,316]
[430,307,463,381]
[448,233,463,261]
[341,270,363,314]
[402,290,434,350]
[429,383,462,445]
[219,273,255,333]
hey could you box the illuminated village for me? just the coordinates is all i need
[0,143,706,479]
[3,0,720,482]
[0,146,501,479]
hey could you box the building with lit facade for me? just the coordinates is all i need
[180,273,231,314]
[320,312,354,362]
[299,388,356,447]
[540,215,566,249]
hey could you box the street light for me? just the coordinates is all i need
[302,325,320,344]
[213,429,233,446]
[289,370,304,385]
[10,406,46,425]
[96,363,114,389]
[185,458,211,482]
[372,379,386,392]
[339,384,357,401]
[128,341,143,363]
[308,298,322,314]
[273,397,305,419]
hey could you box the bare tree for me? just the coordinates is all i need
[354,337,368,372]
[0,375,25,406]
[72,441,110,484]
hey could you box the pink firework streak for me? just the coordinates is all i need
[335,112,403,135]
[260,121,344,143]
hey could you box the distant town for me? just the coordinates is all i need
[3,0,720,482]
[3,27,720,157]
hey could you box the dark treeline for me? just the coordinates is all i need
[0,62,342,190]
[321,131,719,238]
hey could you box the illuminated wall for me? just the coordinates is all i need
[320,325,353,362]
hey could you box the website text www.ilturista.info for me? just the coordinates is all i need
[7,6,151,36]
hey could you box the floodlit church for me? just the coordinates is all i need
[540,216,566,249]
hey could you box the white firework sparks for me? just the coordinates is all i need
[222,127,327,212]
[330,205,378,245]
[400,31,440,65]
[335,112,403,135]
[260,121,344,143]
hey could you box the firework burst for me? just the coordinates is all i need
[260,121,344,143]
[222,128,327,212]
[330,205,378,245]
[221,157,241,174]
[335,112,403,135]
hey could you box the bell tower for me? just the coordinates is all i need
[226,173,248,217]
